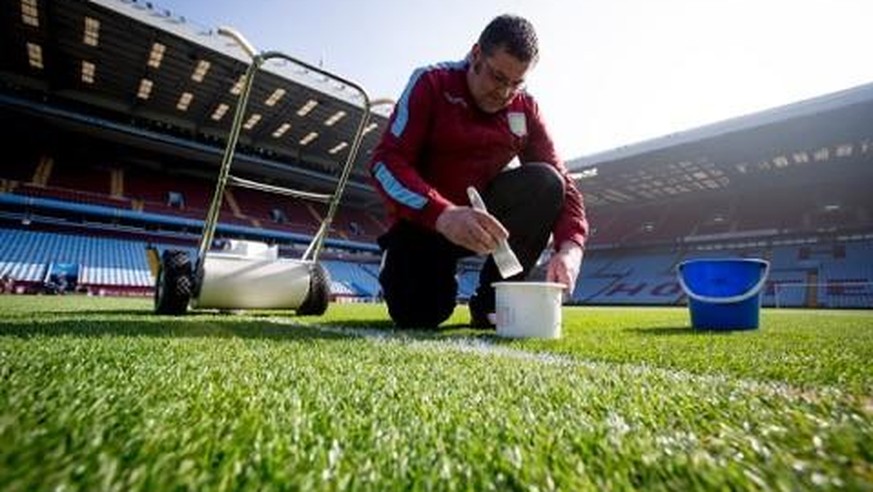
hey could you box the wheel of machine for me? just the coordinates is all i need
[155,250,193,315]
[296,262,330,316]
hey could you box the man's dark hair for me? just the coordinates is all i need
[478,14,539,63]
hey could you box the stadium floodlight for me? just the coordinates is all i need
[773,155,789,168]
[211,103,229,121]
[792,152,809,164]
[265,88,285,106]
[568,167,598,180]
[81,61,95,84]
[176,92,193,111]
[329,142,348,155]
[296,99,318,117]
[83,17,100,47]
[299,131,318,145]
[21,0,38,27]
[148,42,165,68]
[836,144,852,157]
[26,42,43,69]
[137,78,153,99]
[324,110,346,127]
[153,25,380,317]
[191,60,210,82]
[242,113,261,130]
[271,122,291,138]
[229,74,246,95]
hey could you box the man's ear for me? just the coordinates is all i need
[469,43,481,61]
[469,44,482,74]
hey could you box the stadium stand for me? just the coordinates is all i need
[0,228,200,292]
[229,187,320,233]
[48,158,110,196]
[322,260,381,298]
[0,0,870,311]
[573,249,682,305]
[568,240,873,308]
[125,167,215,219]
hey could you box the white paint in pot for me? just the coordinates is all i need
[492,281,566,339]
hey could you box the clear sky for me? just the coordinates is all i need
[151,0,873,160]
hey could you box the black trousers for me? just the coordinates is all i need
[378,163,565,328]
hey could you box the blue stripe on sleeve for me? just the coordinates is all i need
[391,68,425,138]
[373,162,428,210]
[390,60,467,138]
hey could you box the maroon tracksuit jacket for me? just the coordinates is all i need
[369,59,588,250]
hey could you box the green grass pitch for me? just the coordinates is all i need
[1,296,871,490]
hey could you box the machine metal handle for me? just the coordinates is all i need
[216,26,257,58]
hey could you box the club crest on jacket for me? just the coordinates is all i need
[508,112,527,137]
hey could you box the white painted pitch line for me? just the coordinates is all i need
[262,317,852,405]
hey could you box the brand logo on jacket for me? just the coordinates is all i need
[444,92,468,108]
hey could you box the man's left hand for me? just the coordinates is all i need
[546,241,584,296]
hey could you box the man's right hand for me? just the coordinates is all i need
[435,205,509,255]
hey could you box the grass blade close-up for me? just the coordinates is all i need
[0,296,871,491]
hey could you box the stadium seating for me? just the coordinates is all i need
[735,195,801,231]
[0,261,45,283]
[1,226,870,307]
[328,207,386,241]
[3,154,37,182]
[1,155,388,243]
[0,228,152,288]
[307,202,384,242]
[48,159,111,196]
[229,187,320,233]
[574,250,683,305]
[125,167,214,219]
[3,149,871,308]
[569,240,873,308]
[16,182,132,210]
[322,260,381,297]
[816,241,873,308]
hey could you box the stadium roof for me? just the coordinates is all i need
[0,0,391,205]
[567,82,873,209]
[2,0,871,214]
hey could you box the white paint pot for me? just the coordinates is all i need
[493,281,565,339]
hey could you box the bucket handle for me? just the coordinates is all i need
[677,261,770,304]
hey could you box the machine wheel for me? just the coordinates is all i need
[155,250,193,315]
[296,263,330,316]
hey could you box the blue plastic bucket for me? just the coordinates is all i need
[677,258,769,330]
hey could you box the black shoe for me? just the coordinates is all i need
[470,311,495,329]
[468,294,495,329]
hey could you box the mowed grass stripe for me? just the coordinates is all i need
[3,297,872,393]
[309,303,873,394]
[1,297,871,490]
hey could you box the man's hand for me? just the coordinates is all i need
[547,241,584,295]
[435,205,508,255]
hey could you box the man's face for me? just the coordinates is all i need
[467,44,531,113]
